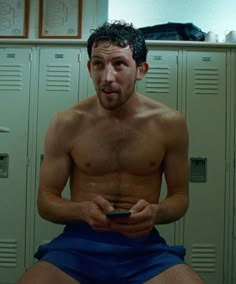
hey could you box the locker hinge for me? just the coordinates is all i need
[26,157,30,167]
[29,52,33,62]
[78,53,81,62]
[176,54,178,65]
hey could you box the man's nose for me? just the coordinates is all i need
[102,65,115,82]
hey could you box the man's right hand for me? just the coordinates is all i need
[82,195,114,231]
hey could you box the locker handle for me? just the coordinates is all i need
[0,127,10,133]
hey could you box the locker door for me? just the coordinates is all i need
[34,48,80,250]
[0,48,31,283]
[137,49,178,109]
[184,50,226,284]
[137,50,179,244]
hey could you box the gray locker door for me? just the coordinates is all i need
[184,50,226,284]
[34,48,80,250]
[137,50,179,244]
[0,48,31,283]
[137,49,178,109]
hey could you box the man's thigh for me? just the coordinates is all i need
[144,263,205,284]
[16,261,80,284]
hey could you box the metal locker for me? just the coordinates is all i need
[34,47,81,252]
[137,49,179,244]
[0,48,32,283]
[137,49,179,109]
[184,50,226,284]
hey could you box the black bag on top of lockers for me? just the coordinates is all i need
[139,22,206,41]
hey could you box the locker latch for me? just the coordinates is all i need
[0,154,9,178]
[190,157,207,182]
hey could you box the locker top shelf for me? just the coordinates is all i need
[0,39,236,48]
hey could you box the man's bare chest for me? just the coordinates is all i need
[71,120,165,175]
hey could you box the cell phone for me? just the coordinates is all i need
[106,210,131,218]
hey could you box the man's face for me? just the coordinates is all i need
[87,41,139,110]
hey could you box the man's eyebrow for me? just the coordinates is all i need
[112,56,128,61]
[91,55,103,60]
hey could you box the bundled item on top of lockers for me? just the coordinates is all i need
[139,22,206,41]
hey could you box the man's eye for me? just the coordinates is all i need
[116,61,124,66]
[114,61,126,69]
[93,61,103,67]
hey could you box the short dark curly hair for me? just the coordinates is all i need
[87,21,148,65]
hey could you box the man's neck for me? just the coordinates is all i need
[98,92,141,120]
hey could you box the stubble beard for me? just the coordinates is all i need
[98,91,133,111]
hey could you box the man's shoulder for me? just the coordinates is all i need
[68,95,96,112]
[140,94,181,118]
[139,95,187,133]
[49,96,97,133]
[57,96,97,120]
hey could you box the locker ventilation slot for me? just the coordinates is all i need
[191,244,216,273]
[0,239,17,267]
[0,65,23,91]
[46,64,72,92]
[145,66,170,95]
[193,68,219,95]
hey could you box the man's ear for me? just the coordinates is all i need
[136,62,149,80]
[87,61,91,76]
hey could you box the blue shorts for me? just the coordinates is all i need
[35,223,185,284]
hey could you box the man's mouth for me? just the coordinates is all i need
[102,88,116,95]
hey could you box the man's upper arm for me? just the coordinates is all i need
[163,112,189,197]
[38,114,72,197]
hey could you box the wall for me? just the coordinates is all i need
[4,0,236,42]
[22,0,108,40]
[108,0,236,42]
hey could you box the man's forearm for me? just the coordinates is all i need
[153,193,189,225]
[37,191,88,224]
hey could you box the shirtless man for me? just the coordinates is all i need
[17,21,204,283]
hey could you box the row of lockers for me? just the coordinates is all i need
[0,46,235,283]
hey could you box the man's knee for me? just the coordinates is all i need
[16,261,80,284]
[145,264,205,284]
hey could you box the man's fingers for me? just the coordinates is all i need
[130,199,149,213]
[93,195,114,212]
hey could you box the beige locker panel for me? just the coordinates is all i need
[0,48,31,283]
[184,51,226,284]
[34,48,80,251]
[137,49,178,109]
[137,50,179,244]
